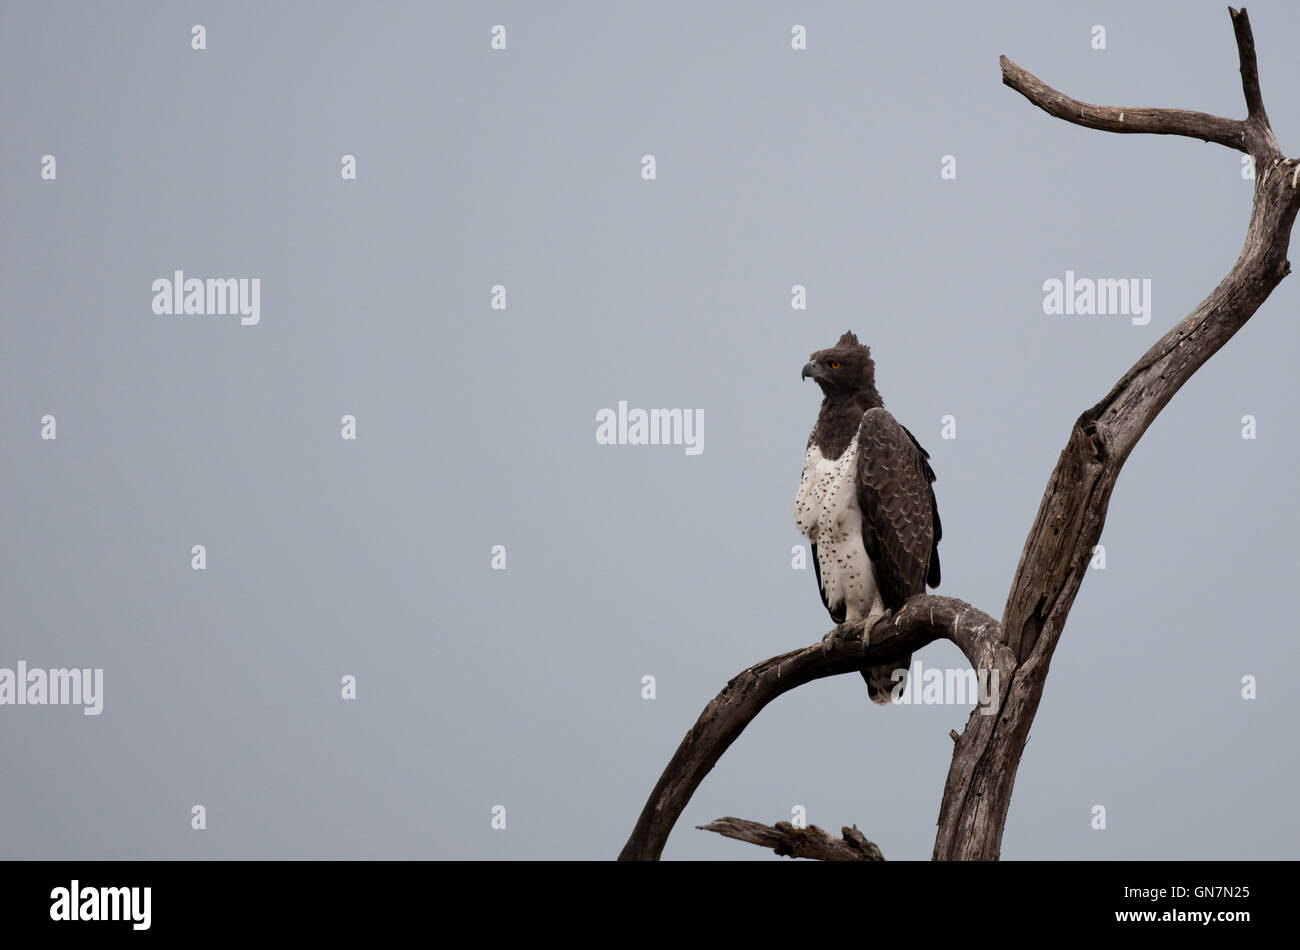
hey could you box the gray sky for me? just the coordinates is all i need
[3,0,1298,860]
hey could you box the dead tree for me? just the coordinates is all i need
[619,7,1299,861]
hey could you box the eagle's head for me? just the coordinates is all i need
[802,331,877,398]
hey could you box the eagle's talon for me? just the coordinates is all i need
[869,609,893,638]
[822,624,850,655]
[849,621,871,641]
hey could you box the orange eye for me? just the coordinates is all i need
[830,361,841,370]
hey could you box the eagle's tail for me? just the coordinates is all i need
[863,654,909,706]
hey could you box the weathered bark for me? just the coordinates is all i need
[620,7,1299,861]
[697,818,886,861]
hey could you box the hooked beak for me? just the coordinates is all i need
[801,361,825,381]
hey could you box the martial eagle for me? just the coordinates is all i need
[794,332,942,703]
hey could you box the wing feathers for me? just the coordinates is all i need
[856,408,940,611]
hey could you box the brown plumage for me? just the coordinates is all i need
[795,332,941,703]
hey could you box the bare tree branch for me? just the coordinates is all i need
[1230,7,1268,127]
[697,818,885,861]
[998,54,1246,150]
[620,7,1300,862]
[1000,8,1283,161]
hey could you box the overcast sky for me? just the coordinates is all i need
[3,0,1298,860]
